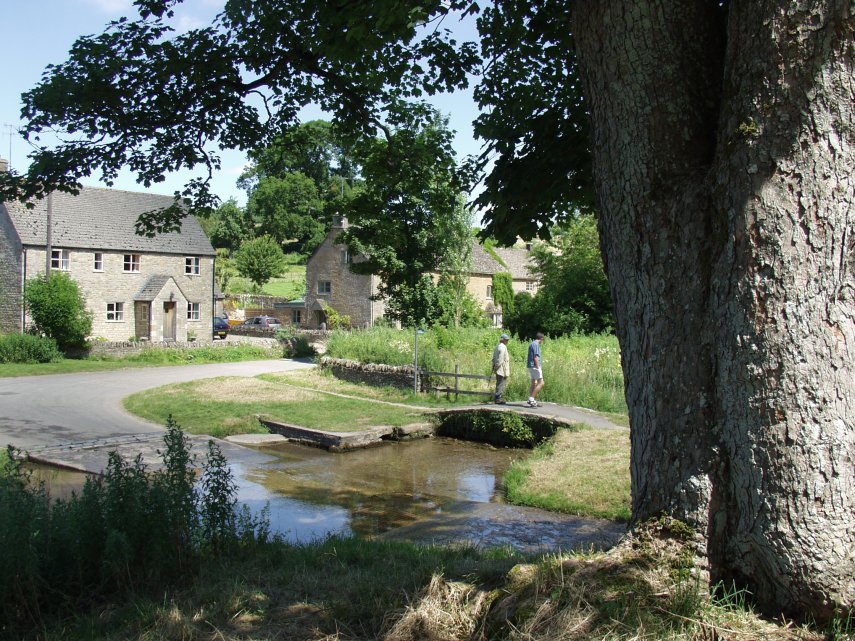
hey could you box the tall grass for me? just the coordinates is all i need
[0,418,269,633]
[325,327,627,414]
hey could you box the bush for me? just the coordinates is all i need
[0,418,269,631]
[0,333,63,363]
[24,272,92,351]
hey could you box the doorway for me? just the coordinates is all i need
[163,302,176,341]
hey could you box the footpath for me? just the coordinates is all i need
[20,397,625,474]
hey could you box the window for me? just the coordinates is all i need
[123,254,140,272]
[317,280,332,295]
[486,285,493,300]
[340,249,351,264]
[187,302,200,321]
[491,313,503,328]
[185,256,201,275]
[93,252,103,271]
[291,309,302,324]
[51,249,70,271]
[106,302,124,321]
[526,281,535,292]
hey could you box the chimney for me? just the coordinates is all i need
[0,157,8,173]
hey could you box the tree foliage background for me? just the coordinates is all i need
[506,215,613,338]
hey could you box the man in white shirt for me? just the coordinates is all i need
[492,333,511,404]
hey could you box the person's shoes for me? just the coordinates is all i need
[495,399,507,404]
[527,399,539,408]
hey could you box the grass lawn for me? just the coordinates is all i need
[260,368,477,408]
[226,266,306,299]
[0,344,282,378]
[504,425,631,522]
[123,376,433,438]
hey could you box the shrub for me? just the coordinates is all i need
[0,418,269,631]
[24,272,92,351]
[0,333,63,363]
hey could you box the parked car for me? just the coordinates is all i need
[241,315,282,330]
[213,316,230,340]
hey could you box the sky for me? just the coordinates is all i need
[0,0,483,207]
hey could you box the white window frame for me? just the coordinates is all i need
[51,249,70,271]
[486,285,493,300]
[184,256,201,275]
[123,254,141,273]
[106,302,124,322]
[187,302,200,321]
[291,309,302,324]
[93,252,103,272]
[317,280,332,295]
[525,281,535,292]
[491,313,503,328]
[340,249,351,264]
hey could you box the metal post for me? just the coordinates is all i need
[413,327,419,394]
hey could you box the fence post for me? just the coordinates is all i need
[454,363,460,400]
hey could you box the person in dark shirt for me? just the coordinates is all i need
[526,332,545,407]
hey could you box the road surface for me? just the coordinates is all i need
[0,359,315,450]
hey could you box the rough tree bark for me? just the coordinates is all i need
[574,0,853,619]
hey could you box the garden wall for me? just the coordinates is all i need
[320,356,431,391]
[81,338,280,358]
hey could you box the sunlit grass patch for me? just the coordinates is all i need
[504,425,631,521]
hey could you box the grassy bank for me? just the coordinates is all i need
[504,425,632,521]
[325,327,627,415]
[10,524,833,641]
[0,343,282,378]
[123,374,435,438]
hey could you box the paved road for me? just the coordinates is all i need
[0,359,315,451]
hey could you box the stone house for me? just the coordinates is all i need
[302,219,538,329]
[304,218,386,329]
[0,186,216,342]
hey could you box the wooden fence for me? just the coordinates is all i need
[422,364,494,400]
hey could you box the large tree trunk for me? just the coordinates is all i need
[574,0,854,620]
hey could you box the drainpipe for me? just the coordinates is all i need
[20,248,27,332]
[45,191,53,276]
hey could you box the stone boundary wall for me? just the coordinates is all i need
[320,356,431,391]
[82,338,278,358]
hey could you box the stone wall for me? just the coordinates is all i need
[320,356,429,391]
[0,205,23,333]
[82,337,279,358]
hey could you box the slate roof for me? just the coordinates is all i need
[492,246,535,280]
[134,274,187,302]
[2,186,214,255]
[469,242,535,280]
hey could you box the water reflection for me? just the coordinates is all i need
[25,438,524,544]
[244,438,524,541]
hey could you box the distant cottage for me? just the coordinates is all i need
[303,218,538,328]
[0,186,216,342]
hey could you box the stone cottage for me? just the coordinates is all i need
[302,218,538,329]
[304,218,386,329]
[0,186,216,342]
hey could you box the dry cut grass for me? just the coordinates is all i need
[504,425,632,521]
